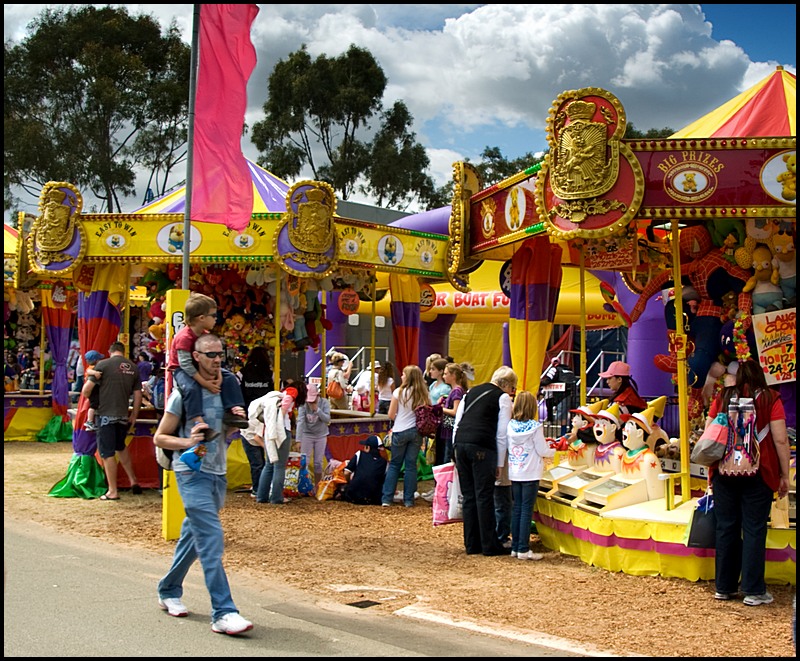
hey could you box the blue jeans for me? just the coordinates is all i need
[494,484,512,545]
[175,367,244,422]
[511,480,539,554]
[455,442,500,554]
[712,472,774,596]
[256,432,292,504]
[158,470,237,621]
[382,428,422,506]
[241,438,265,492]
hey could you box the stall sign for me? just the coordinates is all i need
[338,288,360,315]
[419,283,436,312]
[752,307,796,385]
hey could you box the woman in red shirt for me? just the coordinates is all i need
[598,361,647,415]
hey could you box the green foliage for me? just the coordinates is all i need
[624,124,675,139]
[4,6,190,213]
[470,147,547,188]
[251,44,435,210]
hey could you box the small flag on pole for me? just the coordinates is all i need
[191,4,259,232]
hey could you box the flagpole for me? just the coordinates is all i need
[182,4,201,290]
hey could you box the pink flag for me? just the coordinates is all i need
[191,4,259,232]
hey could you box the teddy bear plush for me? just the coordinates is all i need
[771,229,796,308]
[734,218,779,270]
[776,151,796,202]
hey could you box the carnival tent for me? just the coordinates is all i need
[4,223,18,256]
[671,66,796,138]
[132,159,291,215]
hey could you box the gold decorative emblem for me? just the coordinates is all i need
[447,161,483,293]
[551,98,618,203]
[536,88,643,241]
[480,198,496,239]
[33,184,79,262]
[289,185,335,254]
[28,182,87,275]
[276,181,338,277]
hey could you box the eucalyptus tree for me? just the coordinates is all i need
[4,5,190,213]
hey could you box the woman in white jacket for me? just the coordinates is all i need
[506,390,556,560]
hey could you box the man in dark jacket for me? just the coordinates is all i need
[452,366,517,556]
[342,436,387,505]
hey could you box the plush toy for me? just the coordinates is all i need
[776,151,796,202]
[148,319,166,355]
[149,298,166,323]
[735,218,779,270]
[742,245,783,314]
[140,268,176,303]
[707,217,746,251]
[167,223,184,253]
[631,225,753,415]
[771,229,796,308]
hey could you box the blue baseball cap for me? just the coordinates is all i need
[359,435,381,449]
[84,350,104,363]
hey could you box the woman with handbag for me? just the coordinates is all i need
[381,365,430,508]
[705,359,791,606]
[439,362,469,464]
[326,352,352,410]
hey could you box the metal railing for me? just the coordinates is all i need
[306,345,390,383]
[540,349,626,398]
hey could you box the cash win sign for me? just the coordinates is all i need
[338,288,360,315]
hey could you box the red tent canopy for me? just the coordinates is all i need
[671,66,796,138]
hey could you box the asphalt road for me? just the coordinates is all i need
[4,518,608,657]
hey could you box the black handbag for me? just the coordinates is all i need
[684,493,716,549]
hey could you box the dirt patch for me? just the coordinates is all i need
[4,441,795,657]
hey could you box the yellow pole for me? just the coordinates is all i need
[579,248,587,407]
[161,288,189,541]
[320,289,327,392]
[121,280,131,349]
[274,264,281,390]
[38,312,46,394]
[671,218,691,507]
[369,273,377,415]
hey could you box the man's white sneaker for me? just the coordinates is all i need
[517,550,544,560]
[743,591,773,606]
[211,612,253,635]
[158,597,189,617]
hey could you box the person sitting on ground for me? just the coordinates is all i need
[82,350,105,431]
[168,292,248,439]
[342,435,388,505]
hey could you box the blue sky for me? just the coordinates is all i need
[3,4,796,215]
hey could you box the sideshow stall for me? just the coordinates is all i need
[441,70,795,584]
[4,220,72,442]
[19,163,450,497]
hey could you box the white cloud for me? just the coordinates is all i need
[4,3,796,217]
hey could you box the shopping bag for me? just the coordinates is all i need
[683,493,716,548]
[432,462,463,526]
[448,464,463,522]
[770,496,790,529]
[283,452,302,498]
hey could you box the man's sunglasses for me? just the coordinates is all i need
[197,351,224,359]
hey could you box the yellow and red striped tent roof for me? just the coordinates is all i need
[671,66,796,138]
[4,223,18,256]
